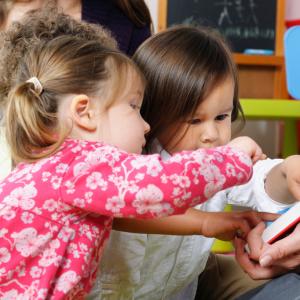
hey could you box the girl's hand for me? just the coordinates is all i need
[234,222,300,280]
[199,210,277,241]
[228,136,266,164]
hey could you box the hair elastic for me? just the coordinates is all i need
[26,77,43,95]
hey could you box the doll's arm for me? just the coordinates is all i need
[265,155,300,204]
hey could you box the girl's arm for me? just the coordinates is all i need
[265,155,300,204]
[62,143,252,218]
[113,208,277,241]
[113,208,203,235]
[61,137,258,219]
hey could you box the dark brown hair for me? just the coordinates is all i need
[0,6,117,113]
[115,0,152,27]
[133,25,243,150]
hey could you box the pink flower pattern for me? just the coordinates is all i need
[0,139,252,299]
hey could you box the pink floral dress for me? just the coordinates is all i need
[0,139,252,299]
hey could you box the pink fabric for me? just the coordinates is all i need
[0,139,252,299]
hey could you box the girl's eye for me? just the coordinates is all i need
[187,118,201,125]
[215,114,229,121]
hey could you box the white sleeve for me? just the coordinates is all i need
[226,158,291,212]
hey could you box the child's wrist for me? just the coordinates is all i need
[186,208,206,235]
[196,211,213,237]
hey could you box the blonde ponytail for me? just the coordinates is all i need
[6,80,60,163]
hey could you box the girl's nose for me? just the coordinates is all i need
[201,124,218,144]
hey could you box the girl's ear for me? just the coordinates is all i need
[70,94,97,132]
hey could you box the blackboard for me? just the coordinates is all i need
[165,0,277,53]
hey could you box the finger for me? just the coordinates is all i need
[241,210,262,226]
[256,212,279,222]
[252,150,266,164]
[246,222,266,260]
[261,153,268,160]
[234,237,258,268]
[234,236,252,268]
[260,224,300,267]
[234,237,282,279]
[242,211,277,228]
[271,252,300,270]
[251,154,261,164]
[235,218,251,238]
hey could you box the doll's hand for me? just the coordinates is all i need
[199,210,276,241]
[228,136,266,164]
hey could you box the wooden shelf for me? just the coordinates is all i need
[233,54,284,66]
[235,0,287,99]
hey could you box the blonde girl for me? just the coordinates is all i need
[0,18,262,299]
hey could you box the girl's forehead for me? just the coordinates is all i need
[122,67,145,90]
[195,78,234,112]
[106,66,145,103]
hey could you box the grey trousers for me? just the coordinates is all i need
[194,254,266,300]
[236,273,300,300]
